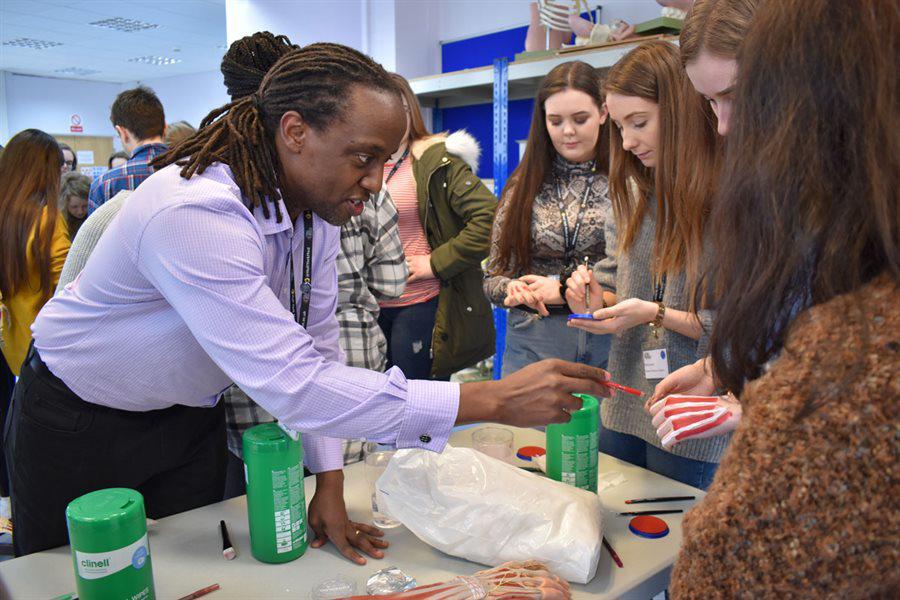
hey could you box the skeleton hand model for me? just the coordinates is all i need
[344,560,571,600]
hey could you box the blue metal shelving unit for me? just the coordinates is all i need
[491,57,509,380]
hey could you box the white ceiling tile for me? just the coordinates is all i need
[0,0,226,82]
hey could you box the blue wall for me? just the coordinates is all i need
[441,25,530,73]
[442,98,534,182]
[438,22,581,180]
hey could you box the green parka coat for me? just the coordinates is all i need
[409,131,497,377]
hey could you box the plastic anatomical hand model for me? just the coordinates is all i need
[649,394,742,449]
[343,560,571,600]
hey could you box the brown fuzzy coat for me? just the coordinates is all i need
[671,273,899,599]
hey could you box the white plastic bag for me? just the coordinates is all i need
[376,445,602,584]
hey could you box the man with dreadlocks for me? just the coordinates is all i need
[216,32,409,498]
[8,42,612,559]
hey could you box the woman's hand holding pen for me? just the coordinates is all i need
[564,265,604,314]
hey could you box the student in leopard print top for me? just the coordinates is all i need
[484,60,614,375]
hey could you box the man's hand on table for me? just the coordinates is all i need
[308,470,388,565]
[457,359,612,427]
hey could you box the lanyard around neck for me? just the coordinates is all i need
[555,172,595,265]
[385,147,410,184]
[289,211,314,329]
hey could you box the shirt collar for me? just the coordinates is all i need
[130,142,168,159]
[252,196,295,236]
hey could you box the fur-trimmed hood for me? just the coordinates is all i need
[410,130,480,174]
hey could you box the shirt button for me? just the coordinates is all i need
[441,156,448,162]
[466,306,473,312]
[419,434,432,443]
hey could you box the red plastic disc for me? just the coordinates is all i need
[629,516,669,539]
[516,446,546,461]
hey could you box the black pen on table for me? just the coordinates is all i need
[220,520,236,560]
[625,496,696,504]
[618,509,684,516]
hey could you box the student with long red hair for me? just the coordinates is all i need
[566,42,722,488]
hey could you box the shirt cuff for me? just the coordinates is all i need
[395,379,459,452]
[303,433,344,473]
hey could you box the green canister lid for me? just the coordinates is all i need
[66,488,147,553]
[243,422,296,454]
[569,393,599,418]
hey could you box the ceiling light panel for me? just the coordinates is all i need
[90,17,159,32]
[55,67,101,76]
[2,37,63,50]
[127,55,182,66]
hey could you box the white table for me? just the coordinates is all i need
[0,427,703,599]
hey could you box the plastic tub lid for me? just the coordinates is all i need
[243,422,296,454]
[66,488,146,542]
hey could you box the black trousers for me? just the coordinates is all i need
[4,347,227,556]
[0,352,16,497]
[222,450,247,501]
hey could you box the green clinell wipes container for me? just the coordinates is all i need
[546,394,599,492]
[66,488,155,600]
[243,422,308,563]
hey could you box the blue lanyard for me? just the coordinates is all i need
[385,147,410,183]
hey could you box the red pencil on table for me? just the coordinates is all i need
[605,380,643,397]
[176,583,220,600]
[602,536,623,568]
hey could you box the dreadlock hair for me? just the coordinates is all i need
[153,42,399,223]
[221,31,298,101]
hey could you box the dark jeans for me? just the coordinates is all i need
[599,421,719,490]
[378,296,443,380]
[5,347,227,556]
[0,353,15,497]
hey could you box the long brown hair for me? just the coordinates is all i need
[681,0,759,65]
[707,0,899,394]
[603,41,705,277]
[492,61,609,276]
[154,43,398,222]
[389,73,432,145]
[0,129,62,305]
[674,0,762,284]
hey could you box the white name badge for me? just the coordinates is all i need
[643,348,670,380]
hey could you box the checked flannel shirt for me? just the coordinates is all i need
[224,189,408,464]
[88,143,168,214]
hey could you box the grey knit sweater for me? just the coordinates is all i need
[56,190,132,292]
[599,196,728,463]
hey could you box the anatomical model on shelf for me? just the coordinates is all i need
[524,0,635,52]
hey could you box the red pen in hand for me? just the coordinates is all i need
[604,380,643,397]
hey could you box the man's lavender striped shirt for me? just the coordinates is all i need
[33,163,459,472]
